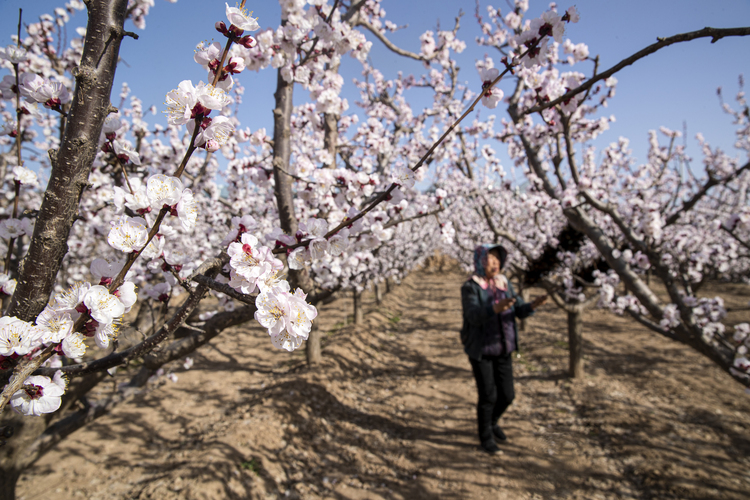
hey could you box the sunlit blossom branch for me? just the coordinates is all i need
[33,260,222,378]
[4,10,24,274]
[355,10,462,63]
[1,104,205,402]
[106,117,203,295]
[273,44,533,255]
[522,27,750,116]
[211,38,234,88]
[210,0,248,87]
[664,160,750,227]
[27,301,258,461]
[296,0,340,68]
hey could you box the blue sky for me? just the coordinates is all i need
[1,0,749,182]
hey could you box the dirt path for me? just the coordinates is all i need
[17,268,750,499]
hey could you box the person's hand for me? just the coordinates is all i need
[530,294,548,310]
[493,297,515,314]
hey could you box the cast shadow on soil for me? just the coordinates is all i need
[240,378,636,500]
[28,407,276,499]
[573,381,750,499]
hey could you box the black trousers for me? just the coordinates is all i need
[469,354,515,444]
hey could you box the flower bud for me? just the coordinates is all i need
[239,35,257,48]
[215,21,229,35]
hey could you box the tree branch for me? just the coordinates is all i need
[522,27,750,116]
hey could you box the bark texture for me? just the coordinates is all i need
[1,3,131,497]
[8,0,131,322]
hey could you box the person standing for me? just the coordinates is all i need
[460,244,547,454]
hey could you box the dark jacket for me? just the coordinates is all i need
[460,277,534,360]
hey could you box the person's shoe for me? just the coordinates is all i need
[492,424,507,442]
[481,439,500,454]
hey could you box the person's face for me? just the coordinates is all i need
[485,252,501,278]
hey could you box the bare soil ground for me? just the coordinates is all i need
[16,265,750,500]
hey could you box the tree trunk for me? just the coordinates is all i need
[271,69,296,237]
[375,284,383,305]
[385,278,391,294]
[1,1,131,496]
[306,322,322,365]
[518,281,529,332]
[0,467,20,500]
[322,61,340,168]
[353,290,364,325]
[270,62,313,296]
[0,409,46,500]
[8,0,130,322]
[568,306,584,378]
[270,31,314,296]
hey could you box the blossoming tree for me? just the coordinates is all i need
[459,1,750,385]
[0,0,448,493]
[0,0,748,497]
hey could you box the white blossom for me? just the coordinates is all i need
[175,189,198,231]
[254,289,289,337]
[83,285,126,325]
[12,166,38,186]
[62,332,87,358]
[94,322,118,349]
[36,308,74,345]
[147,174,184,209]
[227,233,284,287]
[287,247,309,270]
[0,218,27,239]
[225,3,260,31]
[391,164,416,188]
[113,140,142,165]
[0,316,44,356]
[10,372,66,416]
[108,216,149,253]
